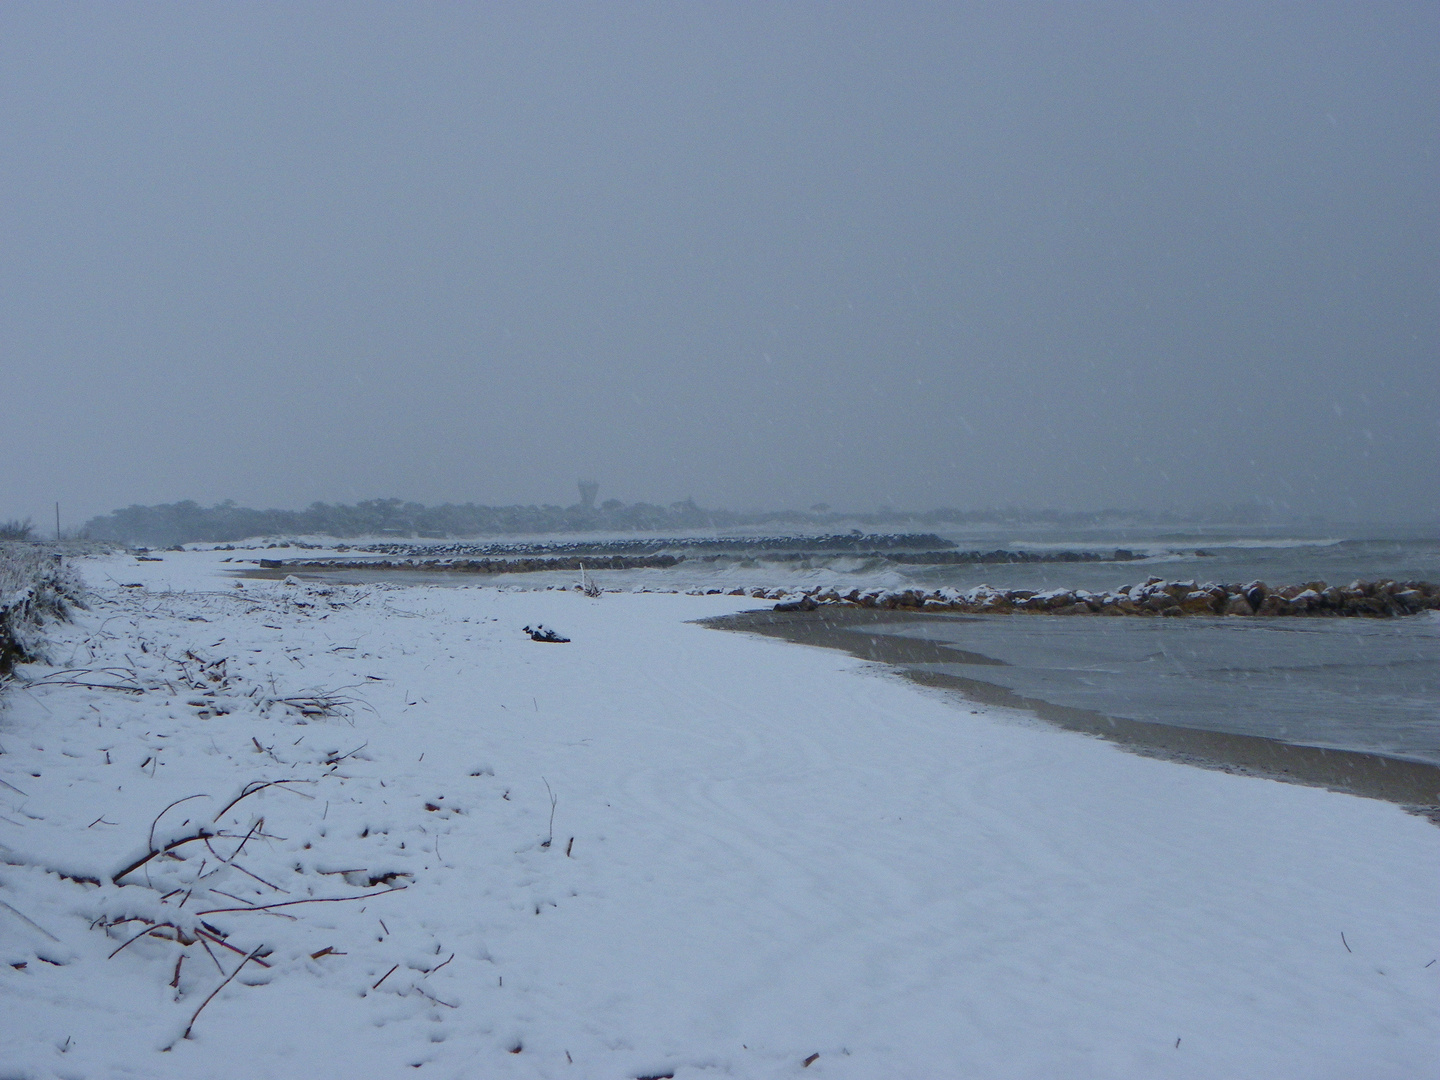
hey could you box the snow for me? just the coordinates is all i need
[0,550,1436,1079]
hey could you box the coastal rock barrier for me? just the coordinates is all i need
[257,555,684,573]
[254,547,1145,575]
[354,533,964,557]
[760,578,1440,618]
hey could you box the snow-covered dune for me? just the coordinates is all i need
[0,551,1435,1079]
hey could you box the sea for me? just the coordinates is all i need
[854,521,1440,766]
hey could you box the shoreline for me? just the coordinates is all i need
[702,607,1440,816]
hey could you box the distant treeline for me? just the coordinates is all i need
[81,497,1278,547]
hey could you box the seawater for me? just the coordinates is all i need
[862,612,1440,765]
[874,523,1440,765]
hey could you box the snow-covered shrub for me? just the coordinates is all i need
[0,542,86,673]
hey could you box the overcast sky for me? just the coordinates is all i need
[2,2,1436,527]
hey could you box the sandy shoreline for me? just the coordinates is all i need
[703,607,1440,815]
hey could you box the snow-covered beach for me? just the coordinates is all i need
[2,550,1437,1079]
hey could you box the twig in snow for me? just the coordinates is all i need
[541,777,557,848]
[372,964,399,989]
[1341,932,1352,953]
[201,839,290,894]
[196,887,405,916]
[104,921,155,959]
[412,985,458,1008]
[180,945,265,1041]
[324,742,367,765]
[209,889,258,907]
[194,926,271,968]
[0,899,60,941]
[114,831,215,885]
[212,779,312,823]
[228,818,262,860]
[21,667,146,694]
[196,936,225,974]
[107,920,194,959]
[150,794,210,851]
[578,562,602,598]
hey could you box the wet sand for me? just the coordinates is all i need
[702,607,1440,815]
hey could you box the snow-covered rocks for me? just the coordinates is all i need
[763,577,1440,618]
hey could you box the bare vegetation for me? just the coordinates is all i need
[1,577,409,1050]
[0,542,87,674]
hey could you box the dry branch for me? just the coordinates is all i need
[0,898,60,942]
[196,886,405,916]
[194,926,272,968]
[113,830,215,885]
[149,794,209,851]
[212,779,311,823]
[181,945,265,1041]
[372,963,399,989]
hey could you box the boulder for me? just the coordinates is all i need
[1394,589,1426,612]
[1180,591,1218,614]
[774,596,818,612]
[1258,595,1296,616]
[1243,582,1269,610]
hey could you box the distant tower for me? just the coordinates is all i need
[578,479,598,510]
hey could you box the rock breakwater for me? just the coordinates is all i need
[762,577,1440,617]
[253,546,1146,576]
[257,554,683,574]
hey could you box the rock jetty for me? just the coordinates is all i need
[257,555,683,574]
[760,578,1440,617]
[257,546,1144,573]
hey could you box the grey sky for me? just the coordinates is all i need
[2,2,1436,528]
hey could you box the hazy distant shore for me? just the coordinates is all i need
[77,496,1375,549]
